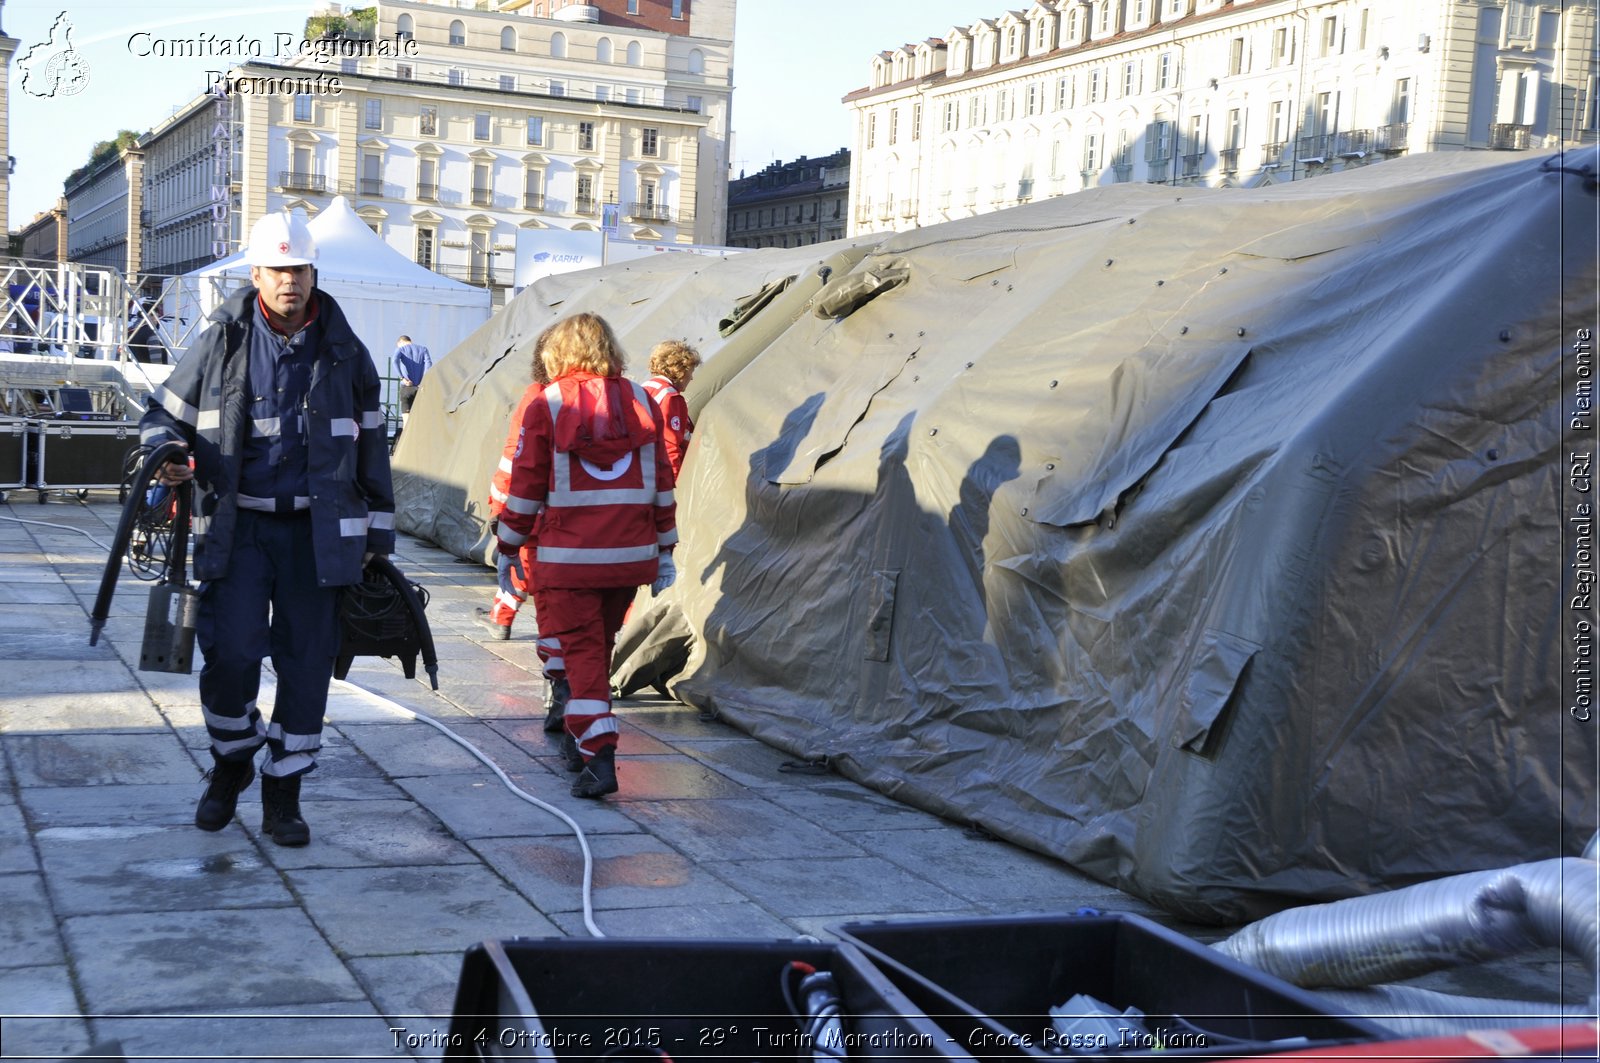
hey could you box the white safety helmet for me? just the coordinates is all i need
[246,211,318,268]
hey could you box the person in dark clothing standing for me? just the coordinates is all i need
[393,335,432,428]
[140,210,395,846]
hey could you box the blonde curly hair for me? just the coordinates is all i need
[648,339,702,390]
[541,313,625,379]
[529,324,556,387]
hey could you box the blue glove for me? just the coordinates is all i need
[651,553,676,597]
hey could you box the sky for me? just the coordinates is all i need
[5,0,988,230]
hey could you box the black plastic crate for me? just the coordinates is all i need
[834,913,1387,1059]
[446,937,967,1062]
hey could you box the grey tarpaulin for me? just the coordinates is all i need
[397,148,1598,923]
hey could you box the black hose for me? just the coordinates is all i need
[90,440,189,646]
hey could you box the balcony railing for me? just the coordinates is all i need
[1489,123,1530,150]
[1180,152,1205,178]
[628,201,671,222]
[1261,140,1289,166]
[1297,134,1334,162]
[1146,159,1170,183]
[1111,162,1133,183]
[523,192,545,210]
[899,201,918,218]
[280,171,326,192]
[1336,129,1371,157]
[1218,147,1241,174]
[963,187,978,207]
[573,197,598,215]
[417,182,438,201]
[1080,167,1099,185]
[1375,123,1410,153]
[471,187,493,207]
[358,177,383,196]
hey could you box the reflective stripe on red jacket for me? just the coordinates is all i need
[488,383,542,519]
[497,371,676,589]
[642,375,694,477]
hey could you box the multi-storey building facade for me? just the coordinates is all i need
[64,146,143,274]
[844,0,1598,235]
[726,149,850,249]
[133,0,736,286]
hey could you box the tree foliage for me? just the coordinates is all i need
[66,130,141,188]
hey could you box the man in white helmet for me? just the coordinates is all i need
[140,210,395,846]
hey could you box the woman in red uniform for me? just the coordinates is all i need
[496,313,677,798]
[640,339,702,479]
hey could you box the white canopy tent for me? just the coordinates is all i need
[174,197,492,405]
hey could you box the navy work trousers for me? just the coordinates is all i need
[196,509,342,778]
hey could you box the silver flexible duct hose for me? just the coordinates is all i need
[1310,985,1585,1040]
[1215,858,1599,988]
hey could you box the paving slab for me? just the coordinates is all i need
[36,822,290,916]
[88,1001,401,1063]
[620,797,871,861]
[472,832,748,915]
[19,781,207,829]
[0,605,117,662]
[615,703,737,741]
[0,581,78,605]
[709,855,967,918]
[0,802,34,873]
[246,798,482,870]
[848,825,1166,911]
[0,964,92,1057]
[5,731,197,787]
[0,872,65,968]
[590,754,756,802]
[348,952,473,1057]
[427,680,549,719]
[61,908,365,1014]
[392,773,626,841]
[547,901,797,939]
[337,719,546,778]
[763,779,956,833]
[669,737,855,791]
[0,689,170,735]
[288,864,560,957]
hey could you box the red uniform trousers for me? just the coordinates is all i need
[537,585,633,757]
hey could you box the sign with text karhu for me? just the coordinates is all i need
[514,228,604,287]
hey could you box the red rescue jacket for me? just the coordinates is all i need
[642,375,694,478]
[496,370,676,589]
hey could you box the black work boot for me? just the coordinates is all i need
[570,746,618,799]
[195,756,255,831]
[559,731,585,773]
[543,676,570,733]
[261,774,311,847]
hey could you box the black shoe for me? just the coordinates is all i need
[195,756,255,831]
[543,676,570,733]
[474,607,511,641]
[261,774,311,847]
[570,747,618,799]
[559,731,585,773]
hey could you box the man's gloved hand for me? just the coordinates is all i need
[497,541,526,583]
[651,553,676,597]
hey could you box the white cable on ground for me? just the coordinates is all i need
[0,513,112,552]
[14,498,606,935]
[333,679,607,939]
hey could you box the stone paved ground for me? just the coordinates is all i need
[0,497,1584,1061]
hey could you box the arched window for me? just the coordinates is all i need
[396,13,414,39]
[551,31,567,58]
[500,26,516,51]
[449,19,466,45]
[626,41,642,66]
[688,48,705,74]
[597,37,613,63]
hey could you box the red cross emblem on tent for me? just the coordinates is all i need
[278,241,290,254]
